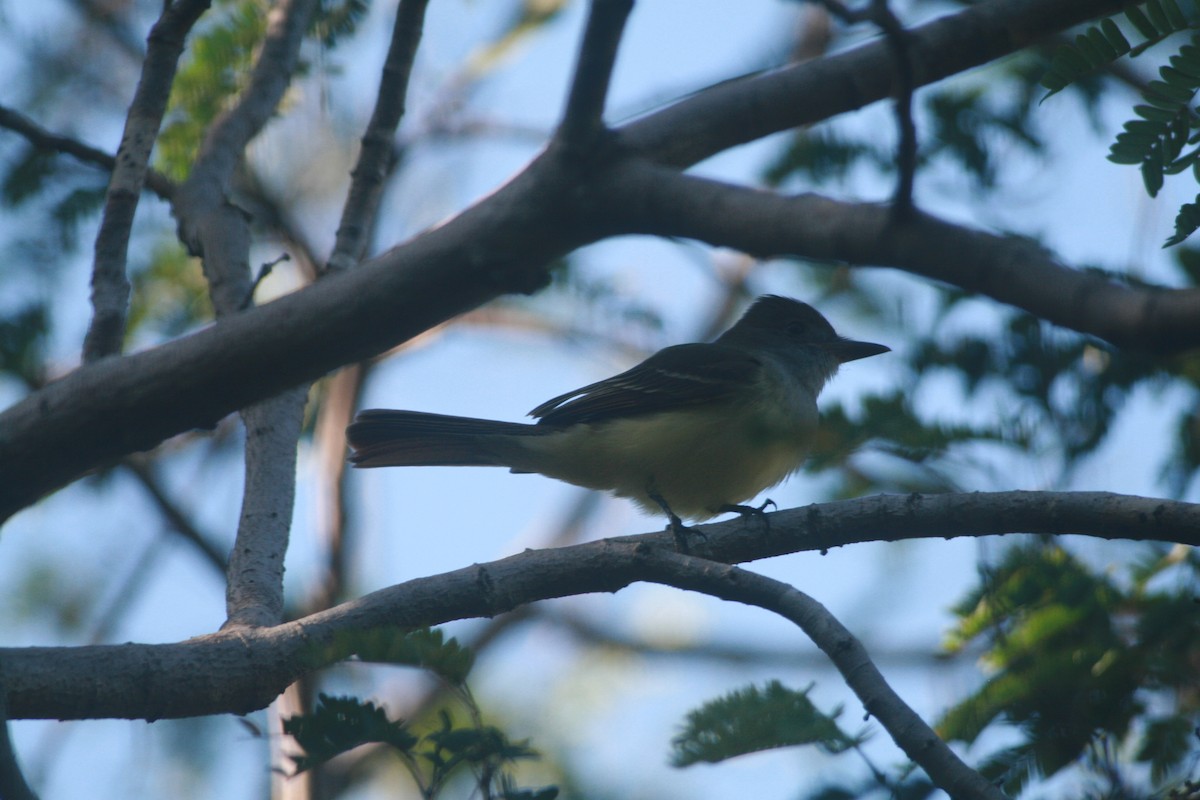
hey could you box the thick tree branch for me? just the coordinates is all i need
[619,0,1136,168]
[169,0,320,628]
[0,0,1154,522]
[598,163,1200,352]
[631,549,1005,800]
[82,0,211,363]
[556,0,632,147]
[3,491,1195,720]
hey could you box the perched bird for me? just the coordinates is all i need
[347,295,887,527]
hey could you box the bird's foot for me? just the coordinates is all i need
[649,490,704,554]
[718,498,776,534]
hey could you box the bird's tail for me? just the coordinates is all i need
[346,409,546,468]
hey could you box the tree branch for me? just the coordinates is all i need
[0,661,37,800]
[81,0,211,363]
[168,0,321,628]
[327,0,430,272]
[629,548,1005,800]
[870,0,918,215]
[619,0,1136,168]
[555,0,633,147]
[0,104,175,200]
[3,491,1195,720]
[123,459,228,576]
[0,0,1153,522]
[597,163,1200,352]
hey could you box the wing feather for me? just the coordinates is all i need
[530,343,762,426]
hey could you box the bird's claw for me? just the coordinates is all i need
[718,498,776,534]
[649,490,704,553]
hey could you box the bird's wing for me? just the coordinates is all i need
[530,343,762,426]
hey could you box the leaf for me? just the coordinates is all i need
[670,681,862,767]
[1,146,57,206]
[1136,716,1196,782]
[1165,194,1200,246]
[322,626,476,685]
[1126,6,1162,40]
[0,305,47,385]
[283,694,417,773]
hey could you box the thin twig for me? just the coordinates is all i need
[626,546,1006,800]
[556,0,634,148]
[869,0,918,216]
[123,459,228,576]
[0,104,174,200]
[328,0,431,273]
[802,0,918,214]
[81,0,212,363]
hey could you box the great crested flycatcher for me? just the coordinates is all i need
[346,295,888,522]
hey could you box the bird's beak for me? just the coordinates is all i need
[820,338,890,363]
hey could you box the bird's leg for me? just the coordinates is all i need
[647,489,700,553]
[717,498,776,533]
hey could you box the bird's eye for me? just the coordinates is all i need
[786,321,808,337]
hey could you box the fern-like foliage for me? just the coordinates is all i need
[1040,0,1200,245]
[937,544,1200,796]
[1042,0,1192,97]
[670,681,863,767]
[1109,37,1200,191]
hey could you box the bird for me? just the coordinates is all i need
[347,295,888,531]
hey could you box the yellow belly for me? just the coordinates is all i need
[516,401,816,520]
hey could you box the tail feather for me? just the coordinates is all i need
[346,410,544,468]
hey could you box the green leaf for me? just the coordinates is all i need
[1160,65,1200,87]
[157,0,267,180]
[284,694,417,773]
[1162,0,1188,29]
[1143,141,1166,195]
[336,627,475,685]
[1,147,57,207]
[1165,195,1200,246]
[670,681,862,767]
[1101,17,1132,54]
[1147,0,1174,34]
[1074,32,1108,65]
[1127,5,1162,39]
[1085,26,1120,60]
[1147,78,1197,104]
[1136,716,1196,782]
[1135,103,1179,122]
[0,305,47,385]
